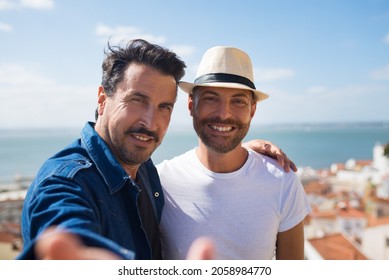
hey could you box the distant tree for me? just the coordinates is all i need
[384,143,389,158]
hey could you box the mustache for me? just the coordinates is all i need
[125,127,159,142]
[203,117,239,126]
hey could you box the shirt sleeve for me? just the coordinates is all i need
[278,172,311,232]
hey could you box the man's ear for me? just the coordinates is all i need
[188,94,194,117]
[250,101,257,119]
[97,86,107,115]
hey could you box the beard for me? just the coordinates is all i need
[116,142,157,165]
[193,116,250,153]
[110,126,161,166]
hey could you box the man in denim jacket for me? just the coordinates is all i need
[18,39,185,259]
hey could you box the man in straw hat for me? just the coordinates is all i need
[158,46,311,259]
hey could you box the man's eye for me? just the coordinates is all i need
[132,98,145,104]
[233,99,248,106]
[203,96,217,102]
[160,104,173,112]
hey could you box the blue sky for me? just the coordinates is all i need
[0,0,388,129]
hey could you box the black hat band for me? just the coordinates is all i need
[194,73,256,90]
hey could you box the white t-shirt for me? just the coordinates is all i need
[157,148,311,259]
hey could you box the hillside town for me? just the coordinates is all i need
[300,142,389,259]
[1,143,388,260]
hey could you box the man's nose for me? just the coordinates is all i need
[139,106,158,131]
[216,101,232,120]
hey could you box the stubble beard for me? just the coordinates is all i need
[109,127,161,166]
[193,116,250,154]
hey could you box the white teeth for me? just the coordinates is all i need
[134,135,151,141]
[211,125,232,132]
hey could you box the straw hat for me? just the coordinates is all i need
[179,46,269,102]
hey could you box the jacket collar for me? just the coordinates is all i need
[80,122,134,194]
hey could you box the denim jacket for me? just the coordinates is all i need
[18,122,164,259]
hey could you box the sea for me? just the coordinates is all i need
[0,122,388,182]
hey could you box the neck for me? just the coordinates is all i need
[196,141,248,173]
[123,165,139,180]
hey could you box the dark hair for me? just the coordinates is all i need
[101,39,186,96]
[95,39,186,120]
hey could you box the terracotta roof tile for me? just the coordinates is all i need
[308,233,368,260]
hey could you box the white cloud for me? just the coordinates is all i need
[95,24,139,37]
[96,23,166,45]
[95,24,197,66]
[0,0,13,10]
[0,63,52,86]
[0,63,96,128]
[21,0,54,9]
[0,84,96,128]
[371,65,389,80]
[0,21,12,32]
[254,83,389,124]
[0,0,54,10]
[307,86,327,94]
[254,67,295,82]
[169,45,196,58]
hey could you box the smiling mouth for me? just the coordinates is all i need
[133,134,154,142]
[209,124,234,132]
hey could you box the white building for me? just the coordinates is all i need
[362,223,389,259]
[373,143,389,176]
[330,143,389,198]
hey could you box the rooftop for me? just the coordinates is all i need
[308,233,368,260]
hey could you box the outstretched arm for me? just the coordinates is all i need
[35,227,122,260]
[243,139,297,172]
[34,227,215,260]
